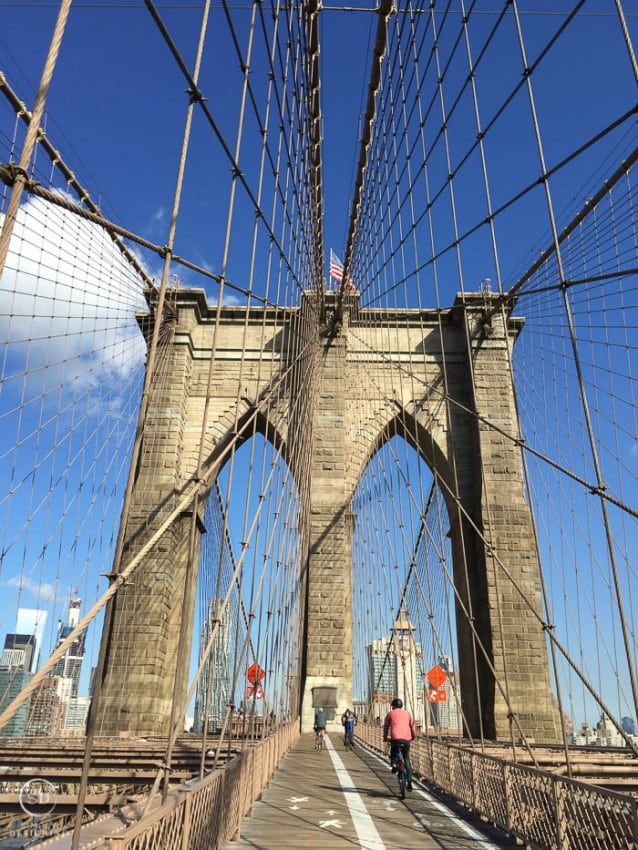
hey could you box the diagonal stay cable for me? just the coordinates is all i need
[0,70,155,289]
[390,407,638,756]
[0,325,316,733]
[491,145,638,314]
[362,114,638,307]
[0,164,286,309]
[347,323,638,521]
[338,0,394,320]
[143,0,311,295]
[351,0,591,299]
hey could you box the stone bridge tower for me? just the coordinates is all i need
[95,287,560,744]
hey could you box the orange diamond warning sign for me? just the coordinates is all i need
[426,665,448,688]
[247,663,265,684]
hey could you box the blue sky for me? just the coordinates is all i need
[1,3,634,291]
[0,2,637,730]
[1,2,372,281]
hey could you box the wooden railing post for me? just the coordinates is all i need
[180,791,192,850]
[552,777,567,850]
[470,753,478,812]
[503,763,513,834]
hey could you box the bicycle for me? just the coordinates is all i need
[314,728,324,751]
[392,742,412,799]
[343,727,355,750]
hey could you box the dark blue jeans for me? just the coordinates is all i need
[390,739,412,781]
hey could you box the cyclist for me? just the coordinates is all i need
[341,708,356,748]
[314,706,326,750]
[383,697,416,791]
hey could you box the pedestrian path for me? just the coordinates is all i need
[226,733,519,849]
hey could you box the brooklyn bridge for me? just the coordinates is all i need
[0,1,636,848]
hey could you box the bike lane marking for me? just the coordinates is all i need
[324,735,387,850]
[365,746,502,848]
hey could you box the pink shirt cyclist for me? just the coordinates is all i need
[383,697,416,790]
[383,706,416,742]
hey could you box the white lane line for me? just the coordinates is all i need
[365,746,501,848]
[324,735,387,850]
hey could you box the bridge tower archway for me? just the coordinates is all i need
[96,287,560,744]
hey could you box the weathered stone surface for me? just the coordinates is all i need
[97,289,560,743]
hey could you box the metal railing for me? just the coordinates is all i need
[105,721,299,850]
[357,723,638,850]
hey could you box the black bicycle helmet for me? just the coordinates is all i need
[391,697,403,709]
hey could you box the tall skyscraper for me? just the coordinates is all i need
[0,667,32,736]
[65,697,91,734]
[51,597,85,697]
[390,610,425,727]
[0,609,47,736]
[6,609,48,672]
[2,633,36,671]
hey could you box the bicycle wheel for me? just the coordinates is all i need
[317,735,323,751]
[395,749,407,798]
[398,775,406,799]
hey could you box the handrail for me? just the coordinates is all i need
[357,723,638,850]
[105,721,299,850]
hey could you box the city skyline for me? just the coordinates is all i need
[0,597,88,736]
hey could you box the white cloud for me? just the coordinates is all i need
[149,206,166,233]
[7,575,57,602]
[223,292,242,306]
[0,194,148,391]
[151,206,166,225]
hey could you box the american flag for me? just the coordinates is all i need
[329,249,343,282]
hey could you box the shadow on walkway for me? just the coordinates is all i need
[227,733,519,849]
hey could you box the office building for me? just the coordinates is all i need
[2,609,47,674]
[366,610,426,727]
[65,697,91,734]
[26,676,67,736]
[367,638,397,721]
[51,597,86,697]
[15,609,47,672]
[0,667,32,736]
[2,635,36,671]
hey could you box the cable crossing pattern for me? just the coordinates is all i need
[0,2,636,848]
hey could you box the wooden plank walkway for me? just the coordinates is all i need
[226,733,520,850]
